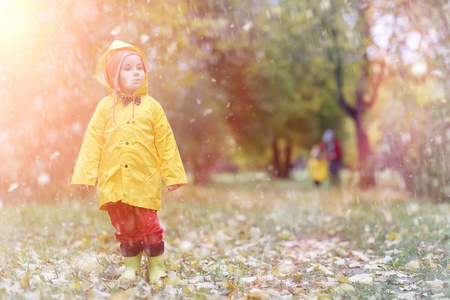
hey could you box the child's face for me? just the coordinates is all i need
[119,54,145,95]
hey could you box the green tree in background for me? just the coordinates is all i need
[252,0,346,178]
[195,0,346,178]
[312,0,386,187]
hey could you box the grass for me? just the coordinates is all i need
[1,172,450,299]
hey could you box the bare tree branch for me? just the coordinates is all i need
[328,27,357,119]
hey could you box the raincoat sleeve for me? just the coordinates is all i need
[71,102,106,187]
[154,104,188,187]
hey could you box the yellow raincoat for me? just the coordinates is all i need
[306,147,328,183]
[72,40,187,211]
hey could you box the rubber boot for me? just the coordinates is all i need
[119,252,142,281]
[147,254,167,284]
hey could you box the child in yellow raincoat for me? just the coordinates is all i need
[306,145,328,186]
[72,40,187,283]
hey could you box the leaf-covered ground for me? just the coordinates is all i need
[1,179,450,299]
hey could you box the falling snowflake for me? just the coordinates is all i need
[38,173,50,186]
[50,151,60,160]
[140,34,150,44]
[110,26,121,36]
[203,109,213,116]
[8,183,19,192]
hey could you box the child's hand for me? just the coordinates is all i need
[167,184,181,192]
[79,185,92,192]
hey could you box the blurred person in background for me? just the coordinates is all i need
[320,129,343,186]
[306,144,329,186]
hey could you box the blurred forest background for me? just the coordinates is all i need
[0,0,448,202]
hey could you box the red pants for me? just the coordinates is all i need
[107,201,164,257]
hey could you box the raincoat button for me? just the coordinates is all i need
[125,142,129,145]
[126,121,130,124]
[124,164,128,168]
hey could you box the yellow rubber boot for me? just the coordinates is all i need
[147,255,167,284]
[119,252,142,281]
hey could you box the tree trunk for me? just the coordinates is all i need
[271,137,292,179]
[282,141,292,178]
[354,115,376,187]
[191,157,212,184]
[272,137,281,178]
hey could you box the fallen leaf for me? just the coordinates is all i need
[348,273,373,284]
[288,286,299,295]
[397,291,416,299]
[273,261,295,275]
[248,289,266,300]
[388,232,401,240]
[69,281,82,291]
[239,276,257,284]
[353,251,370,262]
[317,280,337,289]
[405,260,420,271]
[307,264,334,275]
[336,272,350,284]
[81,260,99,274]
[333,283,355,294]
[87,288,111,298]
[108,291,136,300]
[382,255,393,264]
[425,279,445,294]
[222,279,237,291]
[163,271,184,286]
[103,263,120,278]
[20,272,30,289]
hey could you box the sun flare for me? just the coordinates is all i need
[0,0,35,55]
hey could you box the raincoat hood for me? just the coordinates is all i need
[94,40,149,96]
[322,129,334,143]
